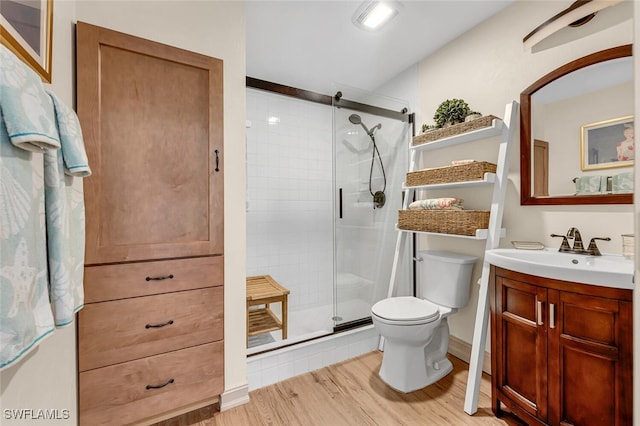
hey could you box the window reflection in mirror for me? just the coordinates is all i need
[520,45,633,205]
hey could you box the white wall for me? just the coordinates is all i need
[416,0,633,346]
[0,0,247,421]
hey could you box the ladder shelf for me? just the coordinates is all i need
[384,101,519,416]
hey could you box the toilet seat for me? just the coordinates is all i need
[372,297,440,325]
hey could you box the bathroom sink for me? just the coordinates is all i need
[485,248,633,289]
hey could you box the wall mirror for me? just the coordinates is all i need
[520,44,633,205]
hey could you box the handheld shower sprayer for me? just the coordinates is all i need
[347,113,387,209]
[348,114,381,136]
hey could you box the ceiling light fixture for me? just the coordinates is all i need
[353,1,400,31]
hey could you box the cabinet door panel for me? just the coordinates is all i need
[493,276,547,421]
[560,346,615,426]
[77,22,224,264]
[549,290,632,426]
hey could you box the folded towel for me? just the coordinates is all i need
[612,172,633,194]
[409,197,464,210]
[46,91,91,177]
[0,45,60,152]
[575,176,608,195]
[451,159,477,166]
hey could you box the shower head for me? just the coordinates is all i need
[348,114,381,136]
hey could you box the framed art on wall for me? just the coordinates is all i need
[0,0,53,82]
[581,115,634,171]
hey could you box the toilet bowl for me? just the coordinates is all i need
[371,250,476,393]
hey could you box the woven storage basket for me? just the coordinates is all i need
[398,210,490,236]
[406,161,497,187]
[413,115,499,146]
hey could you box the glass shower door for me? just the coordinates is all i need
[333,93,412,329]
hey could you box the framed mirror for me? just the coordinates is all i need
[520,44,633,205]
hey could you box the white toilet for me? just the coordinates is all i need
[371,250,477,393]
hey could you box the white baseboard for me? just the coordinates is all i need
[220,384,250,411]
[448,335,491,375]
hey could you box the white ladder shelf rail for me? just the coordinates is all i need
[464,100,518,415]
[381,101,519,414]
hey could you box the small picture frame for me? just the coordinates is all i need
[0,0,53,83]
[581,115,634,171]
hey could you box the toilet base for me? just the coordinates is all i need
[378,319,452,393]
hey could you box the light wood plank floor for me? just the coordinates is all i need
[154,351,523,426]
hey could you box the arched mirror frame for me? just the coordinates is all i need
[520,44,633,205]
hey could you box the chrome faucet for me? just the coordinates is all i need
[551,227,610,255]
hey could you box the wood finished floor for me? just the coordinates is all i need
[154,351,524,426]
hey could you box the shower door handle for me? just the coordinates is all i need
[339,188,343,219]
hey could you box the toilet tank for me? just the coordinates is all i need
[418,250,477,308]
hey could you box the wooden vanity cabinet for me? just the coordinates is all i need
[490,266,632,426]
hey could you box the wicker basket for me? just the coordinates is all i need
[414,115,499,146]
[406,161,496,187]
[398,210,490,236]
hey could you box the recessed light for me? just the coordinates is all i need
[353,1,400,31]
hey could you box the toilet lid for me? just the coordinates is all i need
[371,297,440,322]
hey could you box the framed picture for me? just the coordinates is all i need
[581,115,634,171]
[0,0,53,83]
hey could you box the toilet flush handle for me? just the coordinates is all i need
[413,257,423,262]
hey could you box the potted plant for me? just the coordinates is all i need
[433,98,471,128]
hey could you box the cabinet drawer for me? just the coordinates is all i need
[84,256,223,303]
[79,341,223,426]
[79,287,223,371]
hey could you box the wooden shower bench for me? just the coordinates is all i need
[246,275,290,346]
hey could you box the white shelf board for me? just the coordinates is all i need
[404,173,496,191]
[396,226,506,240]
[411,119,504,152]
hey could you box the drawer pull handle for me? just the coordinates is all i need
[145,320,174,329]
[145,274,174,281]
[145,378,174,390]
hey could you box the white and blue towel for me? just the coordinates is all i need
[44,91,91,327]
[0,44,90,370]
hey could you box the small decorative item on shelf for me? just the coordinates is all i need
[434,99,472,128]
[465,111,482,122]
[416,98,497,146]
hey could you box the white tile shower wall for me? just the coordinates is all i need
[246,325,380,390]
[246,89,334,311]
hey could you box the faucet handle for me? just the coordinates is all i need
[587,237,611,256]
[551,234,572,252]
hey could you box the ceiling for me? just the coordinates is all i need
[245,0,515,96]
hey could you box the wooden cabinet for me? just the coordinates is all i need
[490,266,632,426]
[77,21,223,266]
[76,22,224,425]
